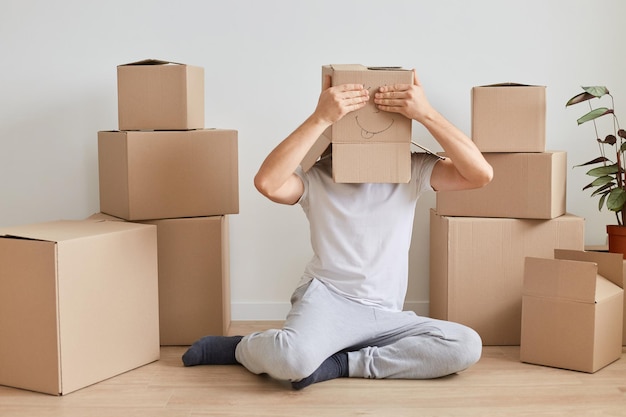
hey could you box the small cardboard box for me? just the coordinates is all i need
[301,64,413,183]
[521,249,624,373]
[117,59,205,131]
[0,220,159,395]
[429,210,585,345]
[98,129,239,221]
[436,151,567,219]
[87,213,231,345]
[472,83,546,152]
[584,244,626,346]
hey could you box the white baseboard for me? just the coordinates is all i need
[403,301,430,317]
[231,301,430,321]
[231,302,291,321]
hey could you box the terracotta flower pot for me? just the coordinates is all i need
[606,224,626,259]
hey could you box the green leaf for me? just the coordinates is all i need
[591,182,615,196]
[591,176,615,187]
[577,108,614,125]
[620,142,626,152]
[607,188,626,211]
[599,193,607,210]
[582,86,609,97]
[587,164,619,176]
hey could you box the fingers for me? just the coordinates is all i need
[412,69,421,86]
[373,100,403,114]
[373,91,407,107]
[317,83,369,123]
[377,69,421,93]
[332,84,369,103]
[335,83,367,93]
[322,74,331,91]
[378,80,412,93]
[340,88,370,110]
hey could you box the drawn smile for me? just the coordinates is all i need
[355,115,394,139]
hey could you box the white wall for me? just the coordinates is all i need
[2,0,625,320]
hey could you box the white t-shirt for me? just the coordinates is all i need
[296,152,439,311]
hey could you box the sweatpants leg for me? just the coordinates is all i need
[347,309,483,379]
[235,279,377,381]
[236,278,482,382]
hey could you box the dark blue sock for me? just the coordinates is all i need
[182,335,243,366]
[291,352,349,390]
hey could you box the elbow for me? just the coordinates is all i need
[254,173,272,198]
[254,173,283,201]
[474,163,494,188]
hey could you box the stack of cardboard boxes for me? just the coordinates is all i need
[0,59,239,395]
[97,59,239,346]
[429,83,623,372]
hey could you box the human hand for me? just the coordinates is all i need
[373,69,435,123]
[312,75,370,126]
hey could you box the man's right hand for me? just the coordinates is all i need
[311,75,370,126]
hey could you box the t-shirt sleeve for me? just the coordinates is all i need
[411,152,440,192]
[294,166,309,209]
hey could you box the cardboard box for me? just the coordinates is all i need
[87,213,231,345]
[472,83,546,152]
[521,250,624,373]
[145,216,231,345]
[98,129,239,221]
[429,210,585,345]
[436,151,567,219]
[117,59,205,130]
[585,244,626,346]
[0,220,159,395]
[302,65,413,183]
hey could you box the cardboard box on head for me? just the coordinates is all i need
[301,65,413,183]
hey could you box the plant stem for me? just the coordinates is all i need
[612,93,624,226]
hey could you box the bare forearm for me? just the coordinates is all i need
[255,79,370,202]
[421,110,493,186]
[254,115,328,195]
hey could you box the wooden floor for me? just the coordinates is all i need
[1,321,625,417]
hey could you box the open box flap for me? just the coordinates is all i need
[555,249,624,289]
[524,257,598,303]
[0,220,149,243]
[119,59,185,66]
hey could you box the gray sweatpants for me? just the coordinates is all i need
[235,278,482,381]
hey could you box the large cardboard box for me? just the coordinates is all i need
[521,250,624,373]
[436,151,567,219]
[145,216,231,345]
[0,220,159,395]
[87,213,231,345]
[302,65,413,183]
[117,59,205,131]
[98,129,239,221]
[472,83,546,152]
[429,210,585,345]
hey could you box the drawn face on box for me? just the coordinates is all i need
[329,67,411,143]
[352,85,396,139]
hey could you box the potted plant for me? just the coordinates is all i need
[566,86,626,256]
